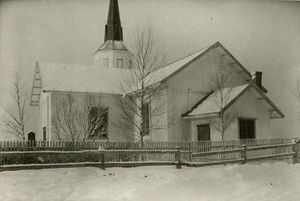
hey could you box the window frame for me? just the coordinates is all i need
[238,118,256,140]
[129,60,133,69]
[197,124,211,141]
[88,106,109,139]
[117,58,123,68]
[142,102,151,136]
[42,127,46,141]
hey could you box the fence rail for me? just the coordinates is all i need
[191,141,299,166]
[0,147,186,170]
[0,138,299,171]
[0,138,299,152]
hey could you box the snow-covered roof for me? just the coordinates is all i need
[143,44,212,88]
[36,62,131,94]
[182,84,284,119]
[95,40,128,52]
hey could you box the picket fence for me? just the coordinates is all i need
[0,138,298,152]
[0,138,299,169]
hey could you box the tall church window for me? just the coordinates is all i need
[88,107,108,139]
[142,103,150,136]
[43,127,46,141]
[103,58,109,67]
[117,59,123,68]
[129,60,133,69]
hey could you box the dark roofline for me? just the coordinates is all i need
[159,41,221,84]
[182,91,214,117]
[183,83,284,119]
[156,41,267,93]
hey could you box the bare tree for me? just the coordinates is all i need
[210,57,237,140]
[52,94,108,141]
[114,25,167,146]
[1,74,31,140]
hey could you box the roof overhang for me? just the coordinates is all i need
[182,83,284,120]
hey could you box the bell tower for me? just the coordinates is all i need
[94,0,133,69]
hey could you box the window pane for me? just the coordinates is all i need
[142,103,150,135]
[197,124,210,141]
[43,127,46,141]
[239,119,255,139]
[88,107,108,139]
[117,59,123,68]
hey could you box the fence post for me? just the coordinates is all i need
[241,145,247,164]
[293,140,299,164]
[98,147,105,170]
[189,151,192,162]
[175,146,181,169]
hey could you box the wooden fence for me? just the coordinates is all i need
[0,138,299,171]
[0,148,187,171]
[191,142,299,166]
[0,138,298,152]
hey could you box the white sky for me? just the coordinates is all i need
[0,0,300,139]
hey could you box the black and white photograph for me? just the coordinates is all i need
[0,0,300,200]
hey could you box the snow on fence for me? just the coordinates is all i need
[0,147,188,171]
[0,138,299,171]
[191,141,300,166]
[0,138,298,152]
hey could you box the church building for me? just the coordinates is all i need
[29,0,284,142]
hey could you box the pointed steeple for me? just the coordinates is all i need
[104,0,123,42]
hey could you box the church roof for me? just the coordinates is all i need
[96,40,129,52]
[104,0,123,42]
[33,62,131,95]
[182,83,284,119]
[31,42,271,107]
[143,41,267,93]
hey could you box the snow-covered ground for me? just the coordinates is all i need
[0,163,299,201]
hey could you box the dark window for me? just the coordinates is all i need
[43,127,46,141]
[142,103,150,135]
[197,124,210,141]
[129,60,133,69]
[239,119,256,139]
[88,107,108,139]
[28,132,36,141]
[117,59,123,68]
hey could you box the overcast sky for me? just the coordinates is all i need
[0,0,299,140]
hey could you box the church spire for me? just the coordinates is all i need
[104,0,123,42]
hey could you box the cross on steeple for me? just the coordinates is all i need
[104,0,123,42]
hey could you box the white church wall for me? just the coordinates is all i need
[167,48,248,141]
[225,89,271,140]
[148,88,168,141]
[39,92,51,141]
[190,89,271,141]
[50,92,133,141]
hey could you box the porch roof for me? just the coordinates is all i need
[182,83,284,120]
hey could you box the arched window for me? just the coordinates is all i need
[28,132,36,141]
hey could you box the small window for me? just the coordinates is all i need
[43,127,46,141]
[197,124,210,141]
[103,58,109,67]
[239,118,255,139]
[129,60,133,69]
[117,59,123,68]
[88,107,108,139]
[142,103,150,136]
